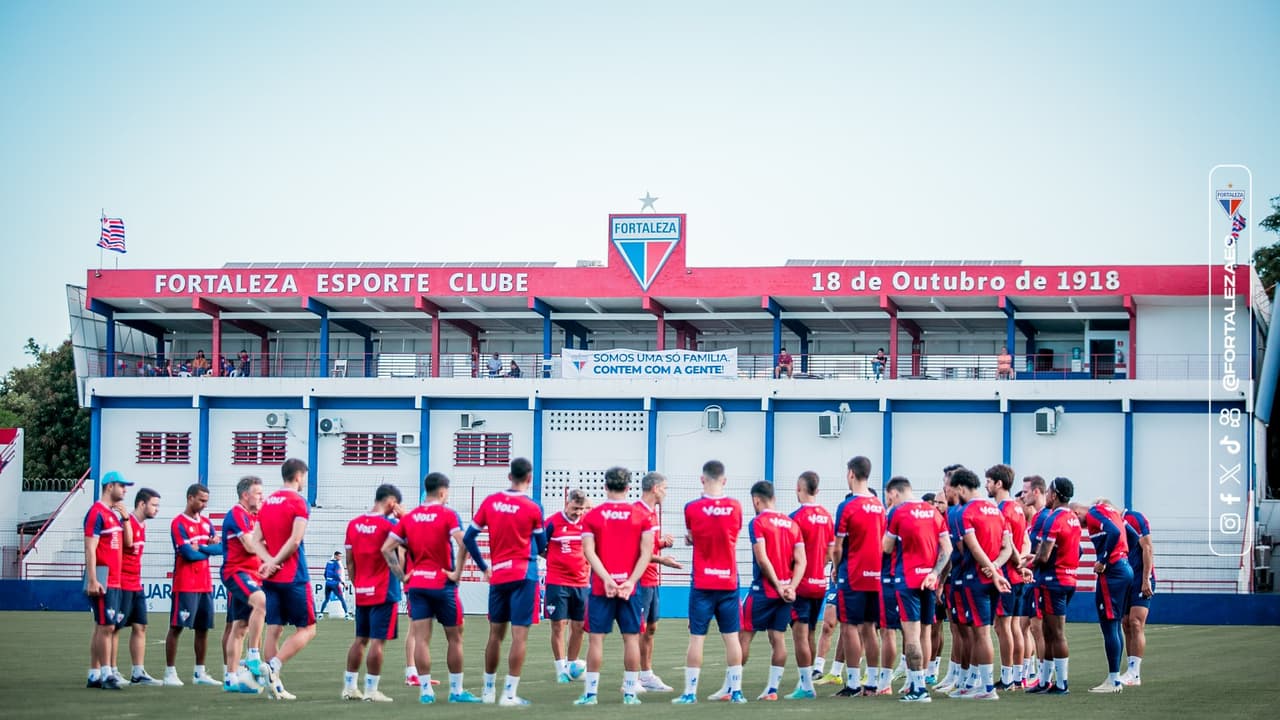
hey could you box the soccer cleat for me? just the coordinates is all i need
[573,693,598,706]
[86,677,103,690]
[932,681,955,694]
[499,695,531,706]
[101,675,123,691]
[1025,681,1051,694]
[131,672,164,687]
[237,682,262,694]
[1120,674,1141,687]
[947,686,975,699]
[557,672,574,684]
[622,693,641,705]
[244,658,263,677]
[419,693,436,704]
[430,678,440,685]
[162,673,184,687]
[784,688,816,700]
[671,693,698,705]
[450,691,484,703]
[192,672,220,686]
[900,688,932,703]
[1089,681,1123,694]
[971,689,1000,700]
[1045,683,1070,695]
[364,690,394,703]
[342,687,365,701]
[811,668,824,681]
[925,674,936,685]
[265,669,296,701]
[815,673,842,686]
[756,689,778,701]
[406,675,420,686]
[112,670,129,686]
[641,674,673,692]
[482,689,497,704]
[727,691,747,704]
[874,685,893,696]
[706,689,731,701]
[571,660,587,679]
[833,685,863,697]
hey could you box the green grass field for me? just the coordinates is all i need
[3,612,1277,719]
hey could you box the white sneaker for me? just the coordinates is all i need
[163,673,184,687]
[498,695,531,706]
[482,689,497,704]
[192,672,220,687]
[970,689,999,700]
[111,671,129,686]
[264,668,295,701]
[364,690,394,702]
[641,675,674,692]
[706,688,731,701]
[1121,675,1142,687]
[342,687,365,700]
[1090,681,1123,694]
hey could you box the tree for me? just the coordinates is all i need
[1255,195,1280,300]
[0,339,90,478]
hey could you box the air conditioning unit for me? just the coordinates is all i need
[818,411,842,438]
[265,411,288,429]
[1034,407,1058,435]
[460,413,474,430]
[318,416,344,435]
[398,431,420,448]
[704,405,725,432]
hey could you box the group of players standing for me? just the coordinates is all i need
[81,453,1156,705]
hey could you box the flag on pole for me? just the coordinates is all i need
[98,217,126,253]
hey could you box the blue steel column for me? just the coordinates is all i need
[543,316,552,378]
[364,336,374,377]
[419,398,431,501]
[103,308,115,377]
[1002,409,1012,464]
[197,396,210,484]
[799,333,810,374]
[307,406,319,506]
[532,397,543,507]
[763,399,775,482]
[90,397,102,500]
[1123,409,1134,510]
[881,400,893,492]
[647,403,658,472]
[319,316,330,378]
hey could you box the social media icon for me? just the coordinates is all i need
[1219,513,1241,534]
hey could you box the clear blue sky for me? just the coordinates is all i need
[2,0,1277,374]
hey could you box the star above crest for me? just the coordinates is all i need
[639,192,658,212]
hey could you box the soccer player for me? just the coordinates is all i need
[544,489,590,683]
[1120,508,1154,686]
[386,472,482,704]
[876,490,902,697]
[164,483,223,687]
[739,480,805,701]
[119,487,162,686]
[1020,475,1050,688]
[85,471,132,690]
[883,476,951,703]
[831,456,885,697]
[788,471,834,698]
[341,484,404,702]
[921,491,948,684]
[573,466,655,706]
[463,457,547,705]
[221,475,274,693]
[986,464,1028,690]
[932,464,967,693]
[636,471,682,693]
[255,457,317,700]
[672,460,746,705]
[1027,477,1080,695]
[1075,498,1133,693]
[321,551,351,620]
[947,468,1012,700]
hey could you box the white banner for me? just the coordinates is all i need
[561,347,738,379]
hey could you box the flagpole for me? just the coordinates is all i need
[98,209,105,275]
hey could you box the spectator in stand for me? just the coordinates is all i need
[192,350,210,377]
[222,358,236,377]
[508,360,522,378]
[238,350,252,377]
[996,346,1014,380]
[872,348,887,381]
[775,346,793,379]
[487,353,502,378]
[159,359,175,377]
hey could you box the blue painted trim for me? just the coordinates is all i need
[1008,400,1123,414]
[881,399,893,491]
[97,396,193,410]
[313,397,416,410]
[799,333,809,373]
[647,406,658,472]
[307,409,319,507]
[763,398,775,482]
[532,397,543,509]
[773,399,879,413]
[540,398,644,411]
[1123,411,1134,509]
[1002,410,1011,464]
[90,401,102,501]
[364,337,374,378]
[1131,401,1246,414]
[1016,372,1092,380]
[543,315,553,378]
[1002,298,1016,353]
[420,398,430,500]
[207,397,306,410]
[652,398,762,413]
[197,397,210,484]
[891,400,999,413]
[426,398,530,412]
[578,334,588,350]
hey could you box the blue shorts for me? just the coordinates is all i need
[836,588,880,626]
[587,592,644,634]
[89,588,123,627]
[544,584,588,622]
[224,572,263,623]
[356,601,400,640]
[408,586,463,627]
[954,582,998,627]
[1017,583,1039,617]
[688,588,741,636]
[638,584,660,625]
[997,583,1026,617]
[117,589,148,627]
[1096,563,1134,622]
[488,579,538,627]
[263,581,315,628]
[1037,586,1074,617]
[324,582,344,599]
[790,595,824,629]
[894,587,937,625]
[742,590,791,633]
[1126,573,1155,611]
[170,591,215,630]
[879,580,901,630]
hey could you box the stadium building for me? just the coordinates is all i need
[8,211,1278,622]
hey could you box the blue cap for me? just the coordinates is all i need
[100,471,134,487]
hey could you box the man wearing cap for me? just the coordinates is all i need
[85,471,133,689]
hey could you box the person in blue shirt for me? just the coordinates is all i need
[320,551,351,619]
